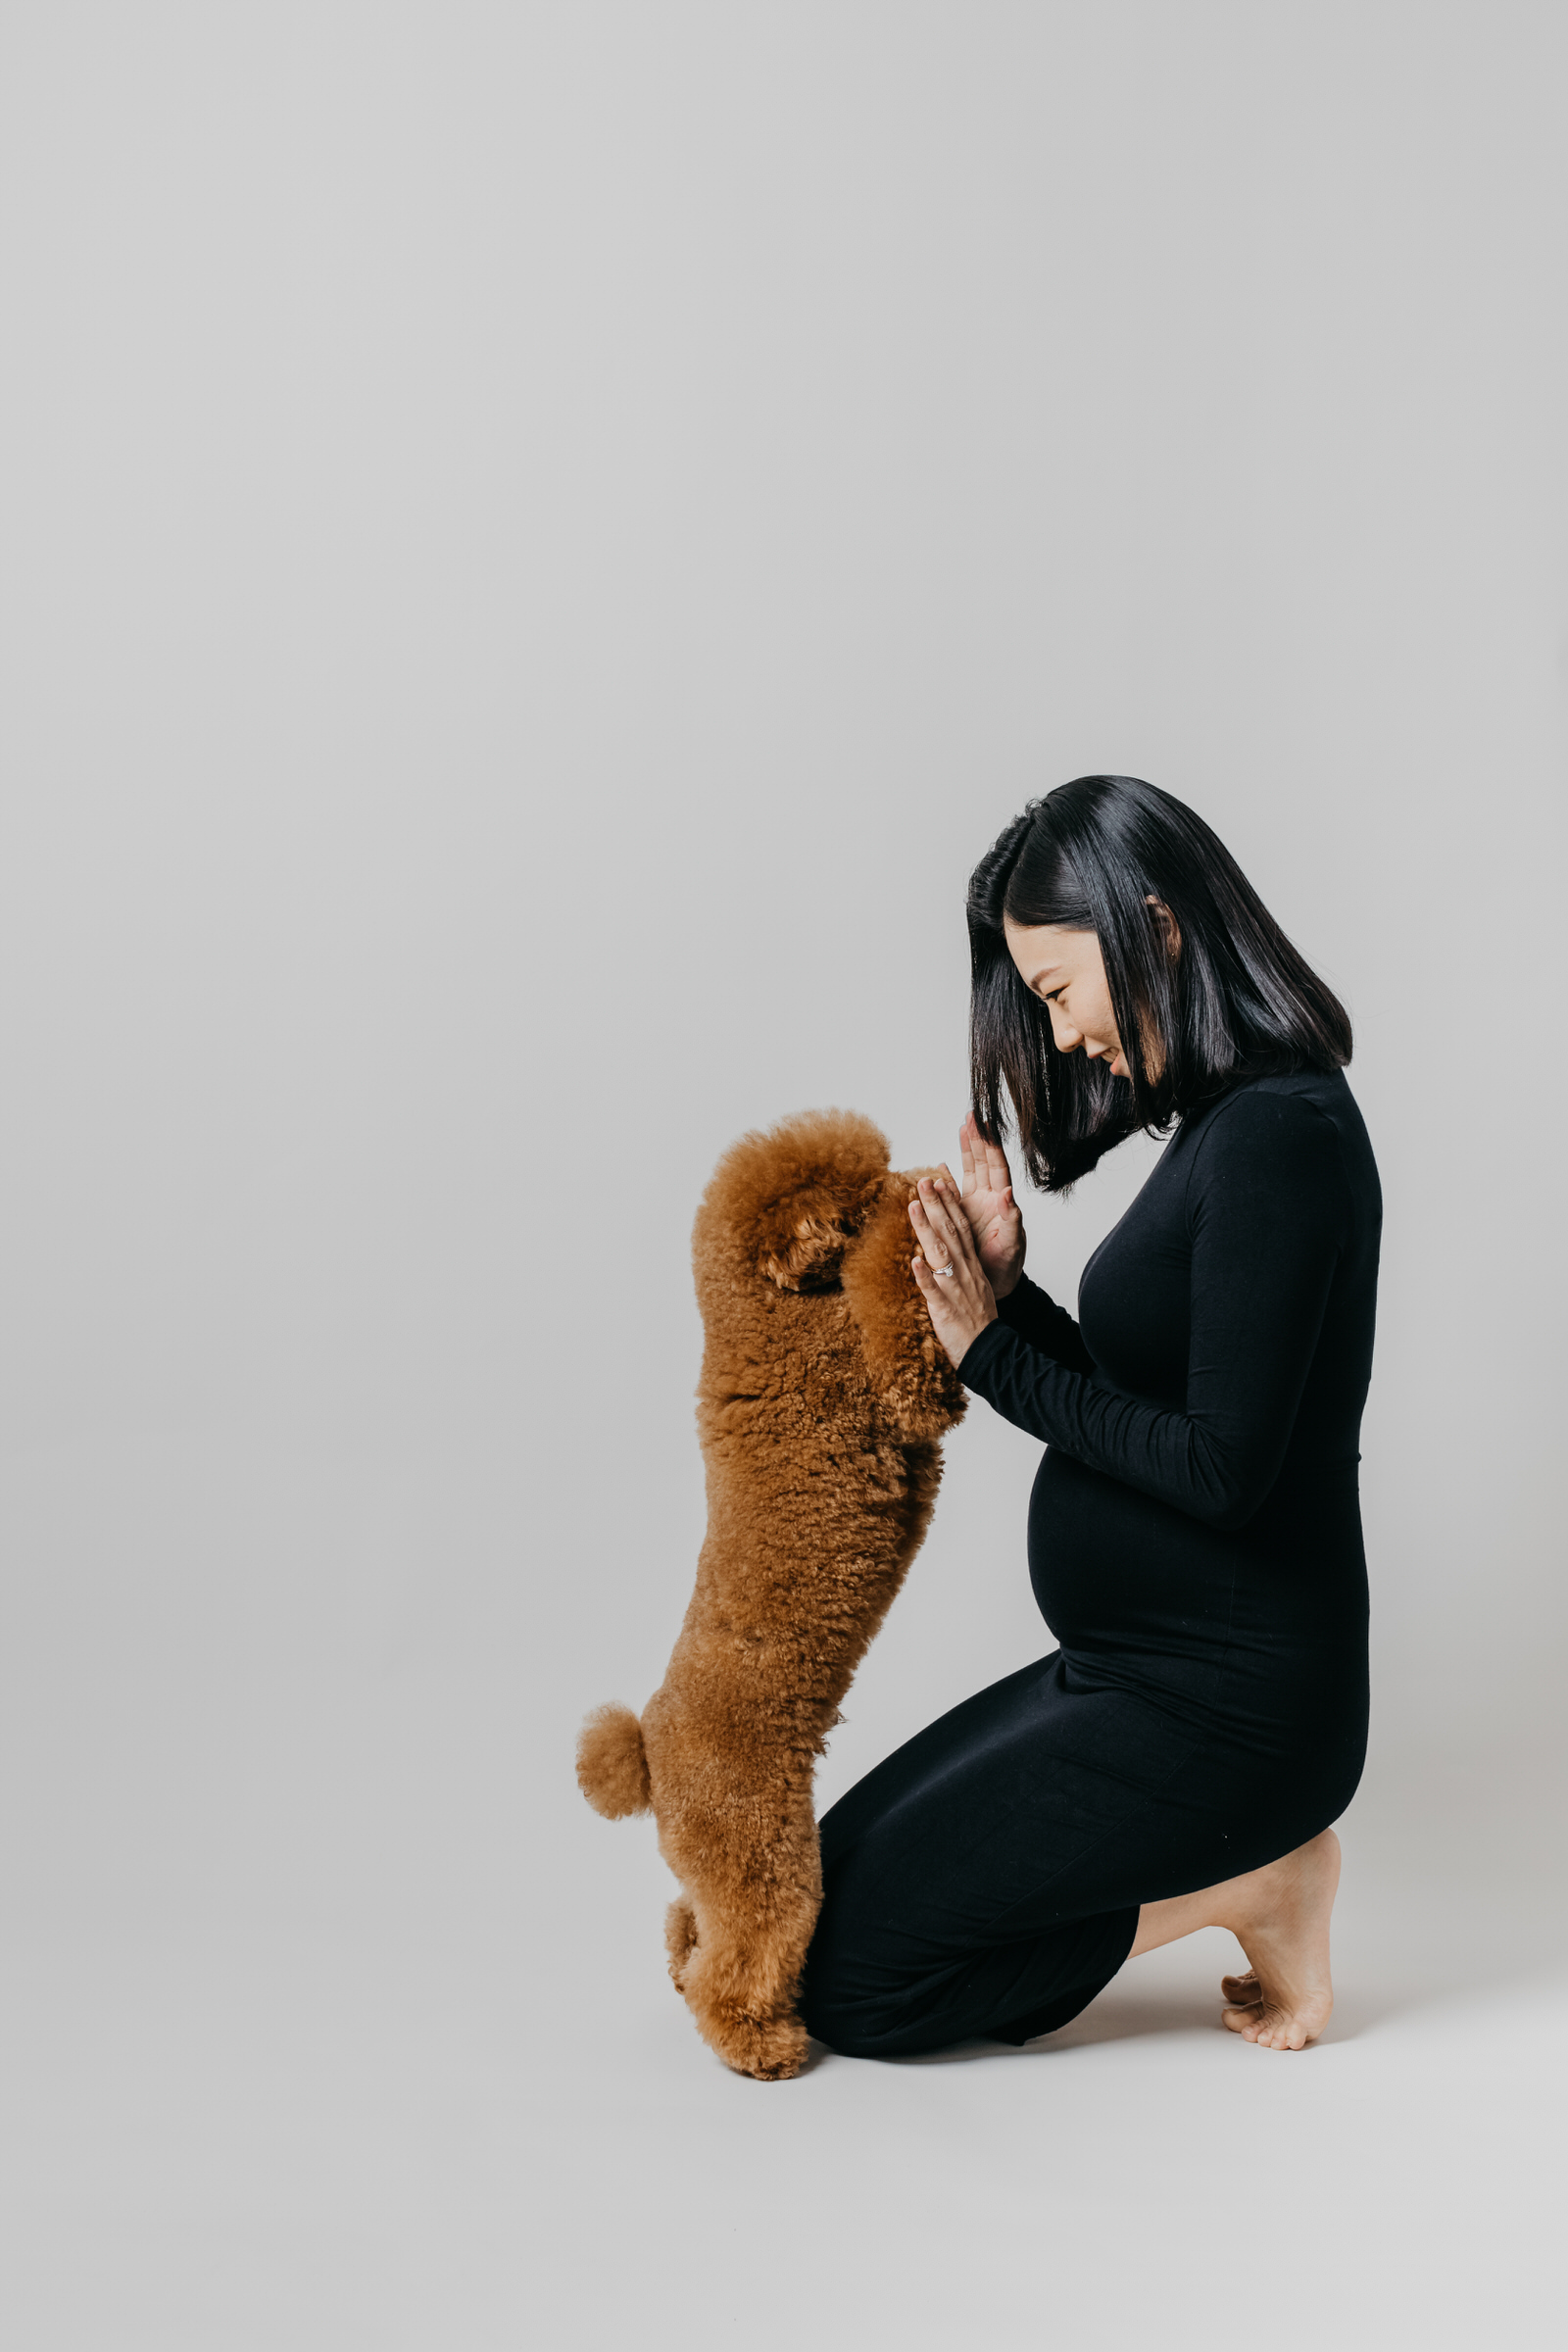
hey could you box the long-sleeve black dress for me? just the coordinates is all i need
[800,1067,1381,2059]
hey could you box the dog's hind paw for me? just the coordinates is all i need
[709,2012,810,2082]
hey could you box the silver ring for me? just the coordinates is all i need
[935,1263,956,1278]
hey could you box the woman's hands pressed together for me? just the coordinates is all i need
[956,1112,1026,1298]
[907,1122,1016,1369]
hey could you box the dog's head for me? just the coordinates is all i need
[695,1108,891,1292]
[694,1109,968,1441]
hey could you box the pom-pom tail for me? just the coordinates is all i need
[576,1703,652,1818]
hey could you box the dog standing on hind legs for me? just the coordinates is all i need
[576,1107,967,2081]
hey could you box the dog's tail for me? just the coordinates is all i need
[575,1702,653,1819]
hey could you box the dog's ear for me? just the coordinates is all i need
[696,1108,892,1293]
[755,1185,868,1292]
[842,1171,968,1438]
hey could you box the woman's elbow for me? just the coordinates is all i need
[1198,1493,1265,1533]
[1186,1456,1277,1532]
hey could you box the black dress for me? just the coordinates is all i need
[800,1067,1381,2059]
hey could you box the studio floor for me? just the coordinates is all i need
[2,1762,1560,2352]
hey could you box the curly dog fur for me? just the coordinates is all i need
[576,1107,967,2080]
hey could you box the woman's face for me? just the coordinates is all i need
[1003,918,1132,1077]
[1004,903,1178,1080]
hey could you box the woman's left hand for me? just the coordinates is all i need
[908,1172,998,1369]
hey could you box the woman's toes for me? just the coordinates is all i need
[1223,1993,1311,2049]
[1230,1998,1324,2050]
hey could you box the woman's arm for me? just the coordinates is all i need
[916,1093,1351,1531]
[994,1273,1099,1375]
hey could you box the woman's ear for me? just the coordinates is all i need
[1145,895,1182,961]
[842,1173,968,1437]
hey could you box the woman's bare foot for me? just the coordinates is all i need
[1217,1828,1340,2051]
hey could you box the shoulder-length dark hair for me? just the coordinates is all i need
[968,775,1352,1191]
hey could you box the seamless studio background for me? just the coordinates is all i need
[1,4,1564,2348]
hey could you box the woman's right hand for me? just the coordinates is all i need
[939,1112,1027,1299]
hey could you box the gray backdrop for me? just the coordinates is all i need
[1,5,1563,2347]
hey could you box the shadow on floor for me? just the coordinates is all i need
[852,1953,1568,2068]
[880,1985,1229,2065]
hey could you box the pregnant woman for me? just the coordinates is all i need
[801,774,1380,2057]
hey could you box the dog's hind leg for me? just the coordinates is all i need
[679,1889,817,2082]
[665,1896,699,1994]
[674,1788,823,2082]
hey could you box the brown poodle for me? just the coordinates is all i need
[575,1107,967,2081]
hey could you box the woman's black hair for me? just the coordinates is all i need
[967,775,1352,1191]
